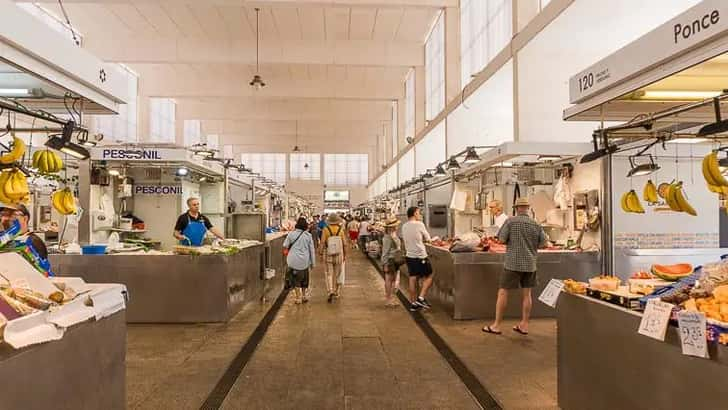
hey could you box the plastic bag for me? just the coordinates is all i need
[449,239,480,253]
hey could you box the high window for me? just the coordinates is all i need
[425,12,445,121]
[404,70,415,143]
[460,0,512,88]
[240,153,287,184]
[290,153,321,181]
[149,98,176,143]
[391,101,398,158]
[324,154,369,186]
[183,120,201,147]
[93,67,138,143]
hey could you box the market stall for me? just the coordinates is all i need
[558,1,728,407]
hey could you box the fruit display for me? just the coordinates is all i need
[564,279,586,294]
[702,151,728,195]
[657,182,670,199]
[51,188,77,215]
[630,270,653,279]
[642,180,659,204]
[588,275,620,291]
[664,182,697,216]
[620,190,644,213]
[651,263,693,281]
[0,136,26,165]
[0,169,30,205]
[31,150,63,174]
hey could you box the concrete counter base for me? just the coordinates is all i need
[557,293,728,409]
[50,245,269,323]
[0,311,126,410]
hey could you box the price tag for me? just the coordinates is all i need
[677,311,709,358]
[638,299,673,341]
[538,279,565,308]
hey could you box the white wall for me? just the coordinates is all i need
[398,150,415,184]
[415,121,446,175]
[516,0,701,143]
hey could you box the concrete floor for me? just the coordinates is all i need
[125,252,558,409]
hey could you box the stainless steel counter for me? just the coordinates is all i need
[416,245,600,319]
[557,293,728,409]
[265,233,288,278]
[50,245,274,323]
[0,311,126,409]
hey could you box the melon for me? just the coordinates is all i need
[651,263,693,281]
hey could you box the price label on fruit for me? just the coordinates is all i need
[538,279,565,308]
[677,310,709,359]
[638,299,673,341]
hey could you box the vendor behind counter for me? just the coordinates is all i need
[173,197,225,246]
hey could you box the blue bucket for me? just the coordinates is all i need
[82,245,107,255]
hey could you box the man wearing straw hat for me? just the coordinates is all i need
[320,213,348,303]
[483,197,546,336]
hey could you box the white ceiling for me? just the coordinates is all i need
[17,0,445,152]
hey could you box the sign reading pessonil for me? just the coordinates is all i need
[134,185,183,196]
[90,147,187,162]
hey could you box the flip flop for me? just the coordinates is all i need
[482,326,502,335]
[513,325,529,335]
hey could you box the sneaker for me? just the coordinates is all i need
[417,297,432,309]
[409,302,422,311]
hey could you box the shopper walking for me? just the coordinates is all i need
[284,217,316,304]
[358,216,371,250]
[320,213,347,303]
[381,217,404,307]
[309,215,321,249]
[483,197,547,336]
[401,206,433,311]
[348,216,360,249]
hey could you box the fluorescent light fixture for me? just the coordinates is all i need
[463,147,480,164]
[627,154,660,177]
[580,145,618,163]
[195,150,214,158]
[80,140,97,147]
[175,167,189,177]
[0,88,32,97]
[434,164,447,177]
[446,157,460,171]
[538,155,562,161]
[669,137,709,144]
[199,176,208,183]
[45,122,90,160]
[635,90,722,100]
[423,170,434,179]
[107,169,120,176]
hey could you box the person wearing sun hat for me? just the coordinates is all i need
[320,213,348,302]
[483,197,546,336]
[381,216,404,307]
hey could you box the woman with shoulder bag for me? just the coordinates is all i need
[381,217,404,307]
[283,217,316,304]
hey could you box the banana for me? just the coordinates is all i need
[32,150,42,169]
[673,182,697,216]
[627,190,645,213]
[42,151,51,173]
[52,152,63,172]
[705,152,728,187]
[643,180,658,203]
[63,189,76,214]
[3,170,28,201]
[666,183,682,212]
[0,171,12,204]
[51,190,68,215]
[620,192,632,213]
[708,183,723,194]
[0,137,26,165]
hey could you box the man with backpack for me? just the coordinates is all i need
[320,213,347,303]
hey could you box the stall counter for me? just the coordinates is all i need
[557,292,727,409]
[418,245,600,319]
[49,244,274,323]
[265,232,288,278]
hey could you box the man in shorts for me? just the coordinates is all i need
[401,206,433,311]
[483,197,547,336]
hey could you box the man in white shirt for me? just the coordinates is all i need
[489,200,508,230]
[358,217,371,249]
[401,206,433,311]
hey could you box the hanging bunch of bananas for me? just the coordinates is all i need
[621,190,645,213]
[51,188,76,215]
[0,169,30,205]
[0,136,26,165]
[642,180,659,205]
[664,181,697,216]
[702,151,728,196]
[32,150,63,174]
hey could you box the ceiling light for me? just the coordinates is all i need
[538,155,562,161]
[45,121,89,160]
[500,162,513,167]
[292,145,301,152]
[175,167,189,177]
[195,150,214,158]
[669,138,709,144]
[107,169,120,176]
[434,164,447,176]
[423,170,434,179]
[0,88,32,97]
[698,97,728,137]
[199,176,208,183]
[634,90,722,100]
[249,8,266,90]
[580,145,618,163]
[77,131,97,147]
[463,147,480,164]
[446,157,460,171]
[627,154,660,177]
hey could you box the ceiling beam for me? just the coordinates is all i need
[202,119,388,138]
[23,0,456,8]
[84,36,423,67]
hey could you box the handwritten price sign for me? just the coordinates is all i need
[677,311,709,358]
[538,279,565,308]
[638,299,673,341]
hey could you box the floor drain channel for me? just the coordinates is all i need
[365,255,502,410]
[200,287,290,410]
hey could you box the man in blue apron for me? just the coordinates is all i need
[173,197,224,246]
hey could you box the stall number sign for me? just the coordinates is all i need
[677,311,709,358]
[638,299,673,341]
[134,185,183,196]
[538,279,564,308]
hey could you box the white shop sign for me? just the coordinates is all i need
[569,0,728,104]
[134,185,183,196]
[90,147,186,162]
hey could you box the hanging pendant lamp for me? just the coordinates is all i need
[249,8,266,90]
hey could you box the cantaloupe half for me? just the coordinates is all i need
[650,263,693,281]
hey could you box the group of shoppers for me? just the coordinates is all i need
[281,197,546,336]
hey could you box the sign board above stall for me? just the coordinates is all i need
[568,0,728,105]
[134,185,183,196]
[90,147,187,162]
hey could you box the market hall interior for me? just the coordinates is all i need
[1,0,728,409]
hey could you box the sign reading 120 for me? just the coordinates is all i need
[577,72,594,93]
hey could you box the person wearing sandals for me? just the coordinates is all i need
[483,198,547,336]
[381,217,404,307]
[284,217,316,304]
[320,213,347,303]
